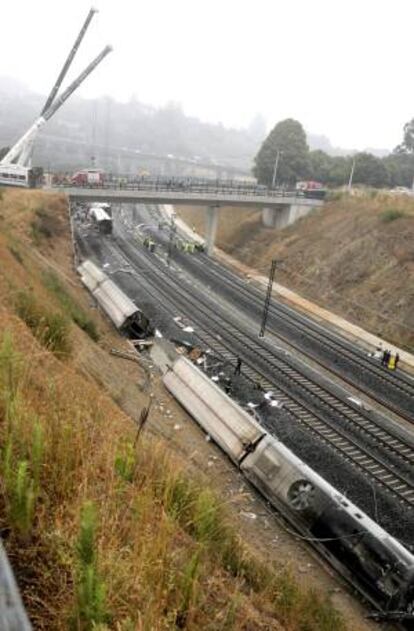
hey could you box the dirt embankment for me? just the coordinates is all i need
[177,193,414,351]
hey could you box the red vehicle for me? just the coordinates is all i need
[71,168,105,186]
[296,180,327,200]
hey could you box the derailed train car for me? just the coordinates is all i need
[89,205,113,234]
[164,357,414,623]
[77,259,152,337]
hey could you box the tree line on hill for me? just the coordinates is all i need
[254,119,414,189]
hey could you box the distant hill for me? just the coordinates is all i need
[307,132,389,158]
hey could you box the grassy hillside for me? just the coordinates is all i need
[0,187,345,630]
[177,192,414,351]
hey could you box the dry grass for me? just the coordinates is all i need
[0,188,346,630]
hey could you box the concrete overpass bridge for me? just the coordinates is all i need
[56,183,324,254]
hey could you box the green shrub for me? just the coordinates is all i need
[15,290,72,357]
[42,271,99,342]
[380,209,405,223]
[73,502,110,628]
[114,440,137,482]
[176,549,201,628]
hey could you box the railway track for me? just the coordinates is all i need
[150,222,414,424]
[107,228,414,514]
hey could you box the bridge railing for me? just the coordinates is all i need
[53,180,308,199]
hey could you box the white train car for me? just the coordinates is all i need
[164,356,265,463]
[163,356,414,620]
[77,259,151,336]
[89,206,112,234]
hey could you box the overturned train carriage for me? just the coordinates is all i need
[164,357,414,622]
[77,259,152,337]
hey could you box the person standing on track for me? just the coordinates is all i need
[395,353,400,370]
[234,357,242,376]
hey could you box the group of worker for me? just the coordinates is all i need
[373,346,400,370]
[381,349,400,370]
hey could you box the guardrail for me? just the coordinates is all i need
[53,181,323,200]
[0,540,32,629]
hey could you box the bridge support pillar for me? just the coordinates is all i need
[262,203,315,229]
[205,205,219,256]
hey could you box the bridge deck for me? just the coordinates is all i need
[53,186,324,208]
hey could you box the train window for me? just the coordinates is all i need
[1,173,9,178]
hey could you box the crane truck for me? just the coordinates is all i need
[0,8,112,189]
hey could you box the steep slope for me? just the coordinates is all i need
[177,192,414,351]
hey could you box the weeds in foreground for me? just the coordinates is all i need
[176,549,201,628]
[15,289,72,356]
[0,335,43,539]
[0,325,346,630]
[42,271,99,341]
[72,501,110,629]
[380,209,405,222]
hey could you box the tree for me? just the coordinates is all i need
[383,153,414,188]
[352,152,389,188]
[253,118,309,185]
[308,150,333,183]
[395,118,414,153]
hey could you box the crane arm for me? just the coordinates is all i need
[41,7,98,116]
[0,117,46,166]
[43,45,112,121]
[1,45,112,167]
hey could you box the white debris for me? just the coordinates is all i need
[103,262,110,268]
[269,400,283,408]
[183,326,194,333]
[240,511,257,520]
[173,316,182,323]
[264,391,274,400]
[173,424,181,431]
[211,376,219,382]
[205,434,211,442]
[247,402,259,409]
[155,329,163,338]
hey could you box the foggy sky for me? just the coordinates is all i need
[2,0,413,150]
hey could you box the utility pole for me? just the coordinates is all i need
[167,217,176,266]
[348,156,356,191]
[271,150,282,189]
[259,259,277,338]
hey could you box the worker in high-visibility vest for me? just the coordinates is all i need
[388,353,396,370]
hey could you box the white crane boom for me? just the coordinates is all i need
[41,7,98,116]
[1,45,112,167]
[0,9,111,188]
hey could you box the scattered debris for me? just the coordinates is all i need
[240,511,257,520]
[182,326,194,333]
[173,424,181,431]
